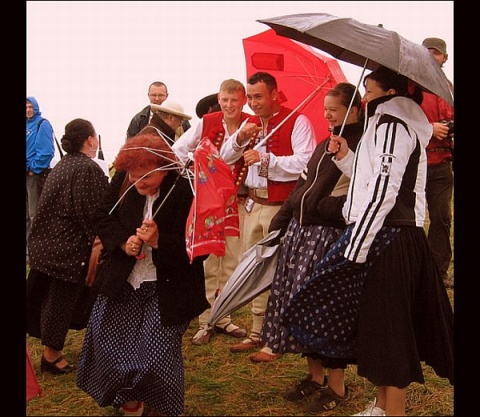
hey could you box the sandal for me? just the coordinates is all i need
[305,386,350,414]
[215,322,247,339]
[40,355,75,375]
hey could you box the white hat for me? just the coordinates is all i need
[151,101,192,120]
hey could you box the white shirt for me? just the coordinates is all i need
[173,118,236,168]
[220,113,316,189]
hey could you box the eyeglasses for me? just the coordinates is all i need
[149,93,167,99]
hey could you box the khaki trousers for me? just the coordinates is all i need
[198,203,246,329]
[240,201,282,341]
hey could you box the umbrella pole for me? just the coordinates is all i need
[254,77,332,150]
[338,58,369,137]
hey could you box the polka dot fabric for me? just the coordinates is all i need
[77,281,188,416]
[283,225,400,358]
[28,153,108,283]
[261,218,342,354]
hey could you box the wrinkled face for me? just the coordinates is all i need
[128,165,167,196]
[218,89,246,123]
[26,101,34,119]
[247,81,277,119]
[148,85,168,105]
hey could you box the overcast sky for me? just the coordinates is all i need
[27,1,454,164]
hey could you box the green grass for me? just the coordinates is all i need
[27,217,454,416]
[27,293,454,416]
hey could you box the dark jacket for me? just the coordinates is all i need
[126,105,150,140]
[126,105,191,141]
[92,170,209,326]
[269,122,364,235]
[28,153,109,282]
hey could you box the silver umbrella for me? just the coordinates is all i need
[258,12,453,106]
[195,229,282,338]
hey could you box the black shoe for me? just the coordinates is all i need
[283,375,328,402]
[304,386,350,414]
[40,355,75,375]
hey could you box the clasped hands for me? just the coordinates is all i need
[123,218,159,256]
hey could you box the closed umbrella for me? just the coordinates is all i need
[258,13,453,105]
[194,229,282,339]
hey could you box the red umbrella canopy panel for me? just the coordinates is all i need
[243,29,347,143]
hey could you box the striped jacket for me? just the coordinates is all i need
[335,95,433,263]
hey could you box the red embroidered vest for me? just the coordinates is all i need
[202,111,258,194]
[262,107,300,202]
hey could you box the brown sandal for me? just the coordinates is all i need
[215,322,247,338]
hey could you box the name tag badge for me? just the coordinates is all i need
[244,197,255,214]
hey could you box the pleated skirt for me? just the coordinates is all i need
[356,226,454,388]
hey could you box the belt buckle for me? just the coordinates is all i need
[253,188,268,199]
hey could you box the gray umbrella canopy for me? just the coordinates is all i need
[205,229,282,330]
[258,13,453,106]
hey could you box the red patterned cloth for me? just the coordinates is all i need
[186,138,239,262]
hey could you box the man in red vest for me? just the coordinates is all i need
[220,72,316,362]
[173,79,257,345]
[421,38,454,288]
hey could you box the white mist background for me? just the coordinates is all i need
[27,1,453,165]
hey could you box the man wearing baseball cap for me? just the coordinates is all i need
[421,37,454,288]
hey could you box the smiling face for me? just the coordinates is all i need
[323,95,350,130]
[246,81,278,120]
[218,89,246,124]
[128,165,167,196]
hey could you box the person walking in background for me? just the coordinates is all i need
[420,37,454,289]
[76,133,209,416]
[220,71,316,361]
[314,66,453,416]
[256,83,364,413]
[126,81,190,141]
[26,96,55,263]
[26,118,108,375]
[173,79,254,345]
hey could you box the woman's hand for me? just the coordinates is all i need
[136,219,159,249]
[122,235,143,256]
[328,135,349,160]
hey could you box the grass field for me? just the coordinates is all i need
[26,219,454,416]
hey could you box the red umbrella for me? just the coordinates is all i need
[243,29,347,143]
[185,138,240,263]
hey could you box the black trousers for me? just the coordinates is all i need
[425,161,453,279]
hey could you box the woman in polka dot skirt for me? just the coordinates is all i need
[27,118,108,375]
[76,132,209,416]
